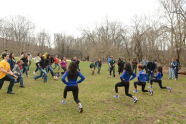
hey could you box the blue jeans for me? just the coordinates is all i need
[46,65,55,76]
[168,68,175,79]
[0,75,15,92]
[23,65,28,76]
[34,68,48,82]
[16,76,24,86]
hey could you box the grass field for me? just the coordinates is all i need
[0,61,186,124]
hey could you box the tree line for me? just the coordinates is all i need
[0,0,185,65]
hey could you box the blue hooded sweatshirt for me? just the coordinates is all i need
[120,71,136,82]
[62,71,85,86]
[137,70,148,82]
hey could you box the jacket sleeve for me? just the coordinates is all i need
[77,72,85,84]
[130,73,136,81]
[61,72,68,84]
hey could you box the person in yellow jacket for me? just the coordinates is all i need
[0,53,17,94]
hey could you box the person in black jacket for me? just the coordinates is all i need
[34,56,48,83]
[117,58,125,75]
[95,58,102,74]
[72,57,80,71]
[132,58,138,74]
[146,60,157,82]
[21,54,29,77]
[46,54,55,77]
[109,56,116,77]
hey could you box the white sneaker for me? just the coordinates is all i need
[149,90,153,96]
[133,96,138,103]
[79,107,83,113]
[148,86,153,89]
[61,100,66,104]
[167,87,172,92]
[133,90,138,93]
[113,95,119,98]
[78,104,83,113]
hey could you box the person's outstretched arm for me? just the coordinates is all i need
[130,73,136,81]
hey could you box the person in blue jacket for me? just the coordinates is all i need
[150,66,172,92]
[61,62,85,113]
[113,63,138,103]
[133,64,153,95]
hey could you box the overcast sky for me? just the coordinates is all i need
[0,0,160,37]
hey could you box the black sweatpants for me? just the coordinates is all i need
[134,81,149,92]
[115,81,133,97]
[118,67,124,75]
[110,66,115,77]
[150,79,167,89]
[63,85,80,104]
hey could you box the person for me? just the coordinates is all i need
[46,54,55,78]
[146,60,157,82]
[34,56,48,83]
[150,66,172,92]
[72,57,80,71]
[168,58,175,80]
[20,52,25,58]
[21,54,29,77]
[60,57,67,74]
[132,58,138,74]
[89,61,96,75]
[27,53,32,71]
[8,52,16,70]
[141,58,148,72]
[0,53,17,94]
[12,60,25,88]
[109,56,116,77]
[117,58,125,75]
[107,56,112,72]
[172,59,181,80]
[133,64,153,95]
[53,55,60,70]
[95,58,102,74]
[61,62,85,113]
[113,63,138,103]
[33,53,41,74]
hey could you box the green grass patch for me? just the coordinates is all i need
[0,61,186,124]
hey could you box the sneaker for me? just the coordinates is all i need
[79,107,83,113]
[149,90,153,96]
[167,87,172,92]
[133,96,138,103]
[148,86,153,89]
[78,103,83,113]
[7,91,15,94]
[113,95,119,98]
[19,86,25,88]
[133,90,138,93]
[61,100,66,104]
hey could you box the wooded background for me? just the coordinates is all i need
[0,0,185,65]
